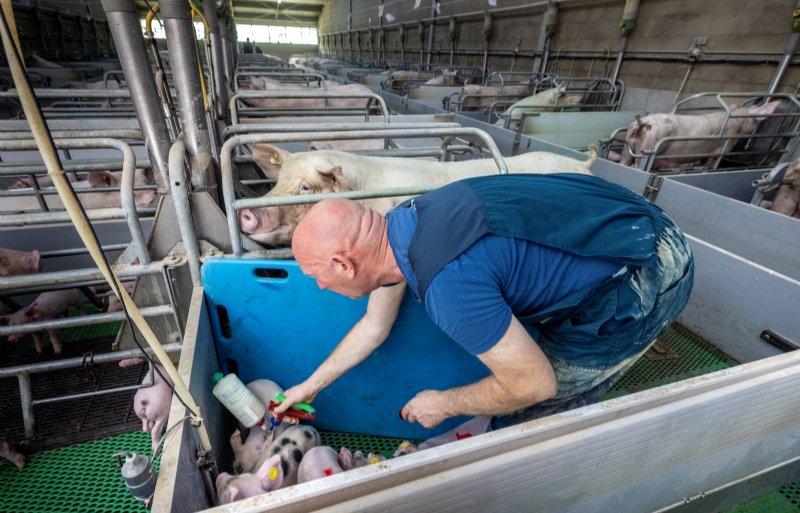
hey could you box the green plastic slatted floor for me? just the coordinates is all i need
[1,324,797,512]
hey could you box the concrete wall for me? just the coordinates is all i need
[319,0,800,112]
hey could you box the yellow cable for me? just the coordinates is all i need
[145,4,159,39]
[189,2,210,110]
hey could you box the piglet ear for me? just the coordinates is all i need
[338,447,354,470]
[227,486,241,503]
[257,454,284,491]
[367,452,386,464]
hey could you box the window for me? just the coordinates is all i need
[139,20,318,45]
[141,19,206,40]
[237,24,318,45]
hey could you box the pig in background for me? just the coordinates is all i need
[615,100,782,170]
[0,289,84,354]
[0,247,41,277]
[759,159,800,218]
[1,168,157,212]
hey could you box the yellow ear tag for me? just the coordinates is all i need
[370,457,380,465]
[270,153,282,165]
[400,441,410,448]
[268,467,278,481]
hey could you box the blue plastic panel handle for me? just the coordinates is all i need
[202,258,490,440]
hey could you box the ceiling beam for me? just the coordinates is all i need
[234,0,324,6]
[235,1,323,13]
[232,8,319,22]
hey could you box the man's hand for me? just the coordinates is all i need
[271,381,320,425]
[400,390,450,429]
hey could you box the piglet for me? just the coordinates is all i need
[394,416,491,457]
[129,364,174,455]
[0,247,41,276]
[0,289,82,354]
[230,379,291,474]
[297,446,347,483]
[215,461,278,505]
[0,440,25,469]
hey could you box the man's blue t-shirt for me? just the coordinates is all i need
[386,206,622,356]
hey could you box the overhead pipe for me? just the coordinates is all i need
[144,6,180,141]
[101,0,171,192]
[203,0,228,120]
[218,18,234,82]
[611,0,639,83]
[448,17,457,66]
[426,1,437,66]
[160,0,216,195]
[482,13,493,81]
[418,21,425,65]
[767,3,800,94]
[537,3,558,73]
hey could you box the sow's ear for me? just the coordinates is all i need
[747,100,783,122]
[315,166,353,192]
[248,143,292,181]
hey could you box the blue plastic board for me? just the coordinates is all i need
[201,258,490,440]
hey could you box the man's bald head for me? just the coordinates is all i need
[292,199,366,268]
[291,199,398,298]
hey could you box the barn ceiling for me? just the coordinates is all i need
[33,0,325,27]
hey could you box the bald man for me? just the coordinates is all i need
[273,173,694,431]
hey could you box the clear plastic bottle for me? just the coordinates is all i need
[212,372,266,427]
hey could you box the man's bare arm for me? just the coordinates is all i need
[274,282,407,414]
[401,316,556,427]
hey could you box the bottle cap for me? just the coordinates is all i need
[213,372,224,383]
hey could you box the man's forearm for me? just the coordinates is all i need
[306,317,386,391]
[440,374,548,417]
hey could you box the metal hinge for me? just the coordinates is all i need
[643,174,664,202]
[760,330,799,352]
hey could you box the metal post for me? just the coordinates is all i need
[426,1,436,66]
[100,0,171,192]
[204,0,228,119]
[168,139,202,286]
[160,0,216,195]
[610,37,628,84]
[19,373,34,437]
[218,21,233,83]
[767,3,800,95]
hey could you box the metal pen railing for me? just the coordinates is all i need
[220,127,508,257]
[229,90,391,124]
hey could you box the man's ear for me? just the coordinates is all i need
[248,144,291,181]
[315,166,352,192]
[331,254,356,280]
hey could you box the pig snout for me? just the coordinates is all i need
[238,208,261,234]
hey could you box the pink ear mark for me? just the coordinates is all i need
[228,486,241,502]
